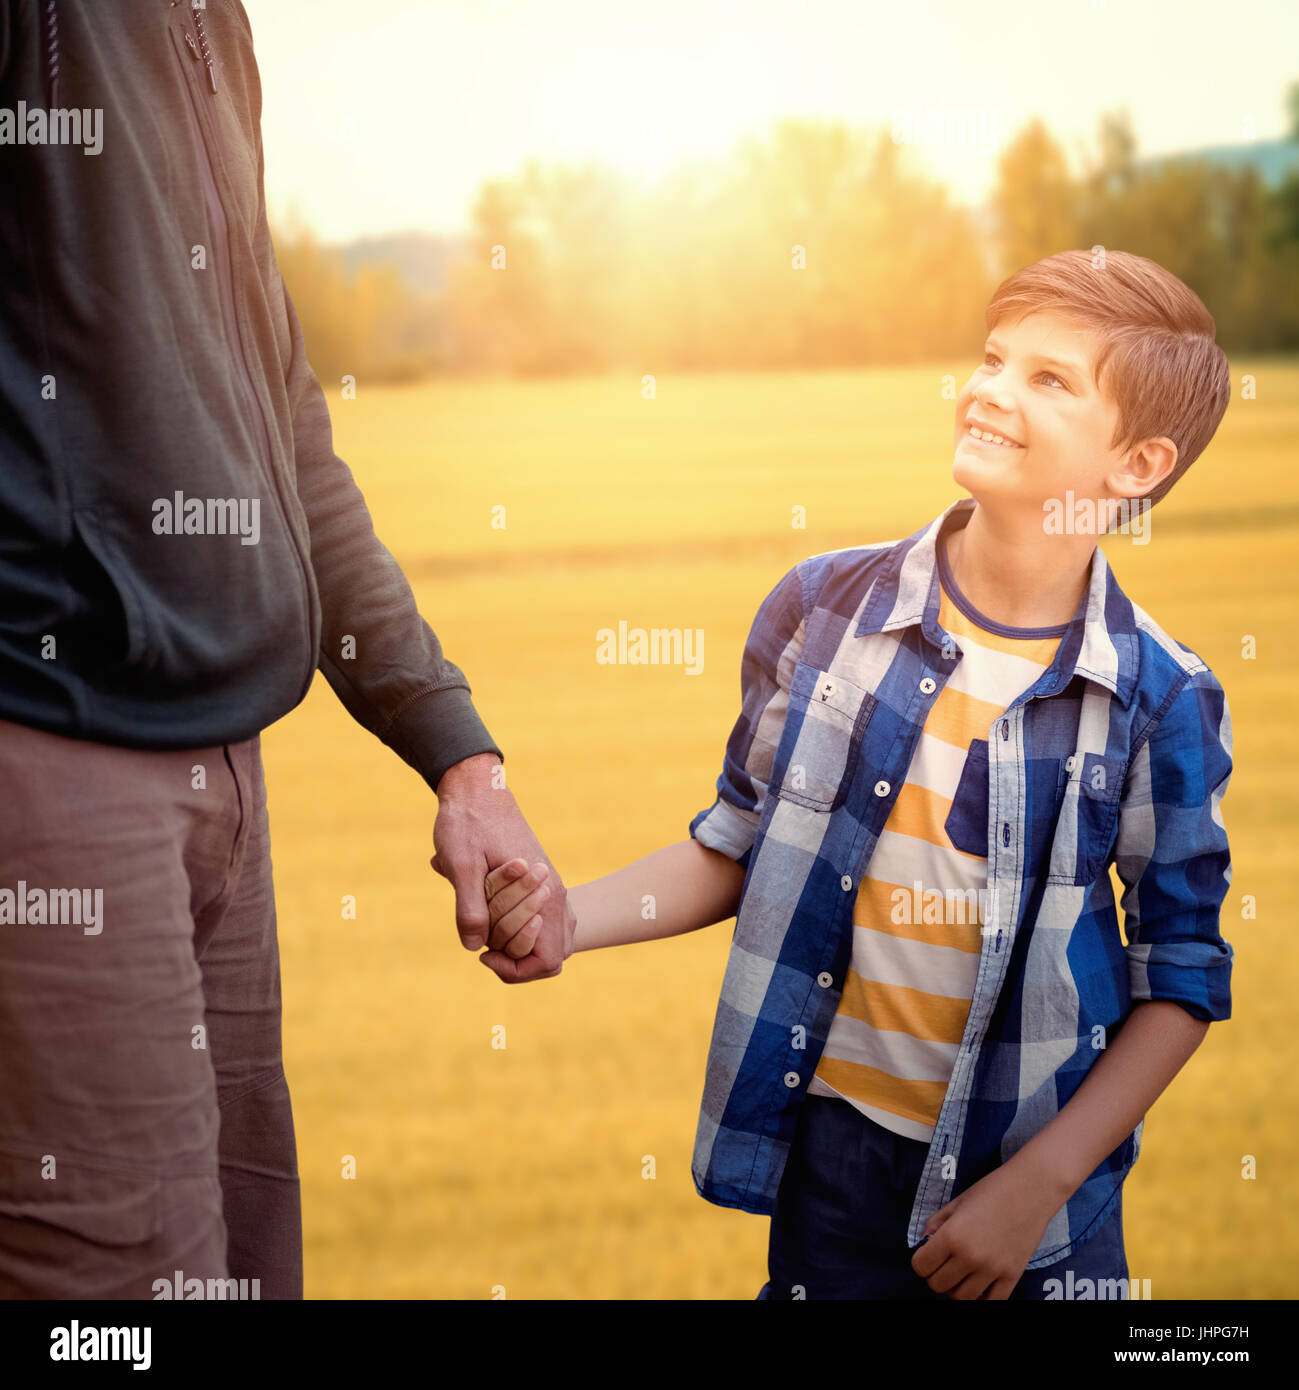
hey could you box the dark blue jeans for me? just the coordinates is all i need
[758,1093,1128,1300]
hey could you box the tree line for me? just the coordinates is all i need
[273,97,1299,384]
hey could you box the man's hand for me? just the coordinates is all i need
[430,754,575,982]
[909,1155,1067,1300]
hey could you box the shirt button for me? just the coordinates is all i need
[783,1071,801,1089]
[817,971,833,988]
[820,679,834,697]
[840,874,853,892]
[1065,755,1077,772]
[874,780,890,797]
[919,677,936,694]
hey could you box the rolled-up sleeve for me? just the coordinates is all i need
[1115,666,1234,1022]
[688,563,806,868]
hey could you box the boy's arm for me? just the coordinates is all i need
[572,839,744,950]
[912,667,1234,1298]
[494,839,744,950]
[1011,665,1235,1197]
[483,563,806,959]
[1011,668,1234,1199]
[485,841,746,955]
[568,841,747,951]
[911,1000,1211,1300]
[1001,1000,1207,1206]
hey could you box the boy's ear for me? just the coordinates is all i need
[1108,436,1178,500]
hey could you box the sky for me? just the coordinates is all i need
[244,0,1299,243]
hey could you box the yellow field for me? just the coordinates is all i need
[260,365,1299,1299]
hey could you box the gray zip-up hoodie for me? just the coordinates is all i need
[0,0,502,792]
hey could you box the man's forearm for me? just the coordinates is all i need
[1004,999,1210,1201]
[569,840,746,951]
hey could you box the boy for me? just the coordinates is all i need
[484,248,1235,1300]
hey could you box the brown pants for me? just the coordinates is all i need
[0,717,301,1298]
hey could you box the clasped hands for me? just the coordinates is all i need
[429,753,573,982]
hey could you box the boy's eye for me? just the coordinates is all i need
[981,352,1068,390]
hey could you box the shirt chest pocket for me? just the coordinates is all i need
[773,663,878,813]
[1047,751,1128,885]
[943,739,990,855]
[945,740,1078,874]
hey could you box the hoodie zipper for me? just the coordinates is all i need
[171,15,317,702]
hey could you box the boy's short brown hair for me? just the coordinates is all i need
[986,248,1231,512]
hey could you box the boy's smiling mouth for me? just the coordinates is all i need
[965,415,1024,448]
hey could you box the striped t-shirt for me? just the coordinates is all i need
[808,520,1067,1142]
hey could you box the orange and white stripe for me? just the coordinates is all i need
[809,584,1063,1141]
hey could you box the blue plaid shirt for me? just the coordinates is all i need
[688,496,1234,1269]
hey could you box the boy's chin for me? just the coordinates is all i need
[952,450,1012,494]
[951,453,1042,510]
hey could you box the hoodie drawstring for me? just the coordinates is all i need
[42,0,60,108]
[39,2,220,109]
[191,3,217,94]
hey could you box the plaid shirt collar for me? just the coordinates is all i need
[856,496,1140,709]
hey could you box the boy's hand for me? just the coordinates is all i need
[483,858,553,961]
[909,1158,1065,1299]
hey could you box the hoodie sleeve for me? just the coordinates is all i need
[276,278,504,795]
[228,0,501,795]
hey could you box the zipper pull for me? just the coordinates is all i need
[192,6,218,94]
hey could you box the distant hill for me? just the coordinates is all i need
[1134,136,1299,188]
[337,231,469,294]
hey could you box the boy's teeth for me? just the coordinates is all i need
[969,426,1019,447]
